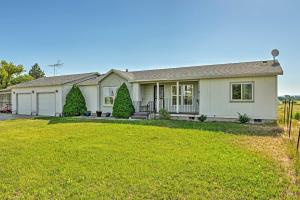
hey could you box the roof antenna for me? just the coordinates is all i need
[48,60,63,76]
[271,49,279,66]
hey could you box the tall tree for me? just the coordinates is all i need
[29,63,45,79]
[0,60,25,89]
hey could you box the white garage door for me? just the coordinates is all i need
[17,94,32,115]
[38,93,56,116]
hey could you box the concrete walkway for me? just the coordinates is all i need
[0,114,32,121]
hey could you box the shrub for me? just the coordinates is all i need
[271,127,284,135]
[198,114,207,122]
[159,109,170,120]
[238,113,250,123]
[112,83,135,118]
[63,85,87,116]
[294,112,300,121]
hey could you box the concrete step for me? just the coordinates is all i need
[132,112,148,119]
[133,112,148,116]
[132,115,148,119]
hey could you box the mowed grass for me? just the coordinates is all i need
[0,119,290,199]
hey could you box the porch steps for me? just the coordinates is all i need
[132,112,148,119]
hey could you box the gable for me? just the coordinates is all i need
[100,73,128,87]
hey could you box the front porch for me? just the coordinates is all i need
[132,81,199,115]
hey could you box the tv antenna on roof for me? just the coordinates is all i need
[271,49,279,66]
[48,60,63,76]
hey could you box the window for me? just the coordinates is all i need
[171,84,193,105]
[231,82,253,101]
[183,85,193,105]
[171,85,181,105]
[103,87,117,106]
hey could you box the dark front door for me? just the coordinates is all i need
[154,85,164,112]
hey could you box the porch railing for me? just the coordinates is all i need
[133,101,155,113]
[159,98,199,114]
[133,98,199,114]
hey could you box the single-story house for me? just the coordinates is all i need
[9,60,283,121]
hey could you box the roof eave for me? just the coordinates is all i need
[130,72,283,83]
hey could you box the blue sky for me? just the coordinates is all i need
[0,0,299,95]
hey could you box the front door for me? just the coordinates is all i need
[154,85,164,112]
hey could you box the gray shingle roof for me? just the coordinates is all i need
[10,60,284,88]
[11,72,99,88]
[129,60,283,82]
[78,75,105,85]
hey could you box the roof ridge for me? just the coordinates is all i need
[129,60,274,73]
[44,72,99,78]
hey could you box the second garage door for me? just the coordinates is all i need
[37,93,56,116]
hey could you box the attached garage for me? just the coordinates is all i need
[37,93,56,116]
[17,93,32,115]
[11,72,99,116]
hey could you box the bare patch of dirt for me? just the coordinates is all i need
[234,135,298,198]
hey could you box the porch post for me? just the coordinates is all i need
[176,81,179,113]
[132,83,140,112]
[156,82,159,113]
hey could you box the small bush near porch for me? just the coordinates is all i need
[0,118,295,199]
[112,83,135,118]
[63,85,87,116]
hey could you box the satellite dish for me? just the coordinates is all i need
[271,49,279,66]
[271,49,279,57]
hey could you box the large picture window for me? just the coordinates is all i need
[103,87,117,106]
[230,82,253,101]
[171,84,193,105]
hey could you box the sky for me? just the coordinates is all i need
[0,0,299,95]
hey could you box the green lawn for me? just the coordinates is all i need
[0,119,292,199]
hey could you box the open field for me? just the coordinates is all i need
[278,100,300,187]
[0,118,297,199]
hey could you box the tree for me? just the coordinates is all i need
[63,85,87,116]
[11,74,34,85]
[112,83,135,118]
[0,60,25,89]
[29,63,45,79]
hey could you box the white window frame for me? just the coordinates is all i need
[171,84,193,106]
[103,87,117,106]
[230,82,254,102]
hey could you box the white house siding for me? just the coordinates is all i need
[62,85,73,108]
[79,85,98,113]
[99,73,132,113]
[141,84,154,105]
[132,83,141,102]
[199,76,277,120]
[11,86,63,116]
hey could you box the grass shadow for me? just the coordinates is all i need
[35,117,283,137]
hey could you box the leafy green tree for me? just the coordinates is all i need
[112,83,135,118]
[29,63,45,79]
[11,74,34,85]
[0,60,24,88]
[63,85,87,116]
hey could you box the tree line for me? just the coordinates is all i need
[0,60,45,89]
